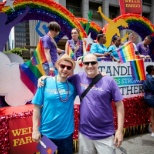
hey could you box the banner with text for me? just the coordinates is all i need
[74,62,152,98]
[119,0,142,14]
[9,116,37,154]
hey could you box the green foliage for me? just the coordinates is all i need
[4,48,28,57]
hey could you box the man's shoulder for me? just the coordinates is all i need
[137,42,142,46]
[42,34,50,40]
[91,43,98,46]
[102,75,114,81]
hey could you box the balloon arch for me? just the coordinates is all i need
[0,0,154,48]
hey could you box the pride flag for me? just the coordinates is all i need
[117,42,136,63]
[130,59,146,81]
[31,38,47,65]
[19,61,45,94]
[68,44,75,60]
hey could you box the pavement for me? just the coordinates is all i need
[116,133,154,154]
[74,133,154,154]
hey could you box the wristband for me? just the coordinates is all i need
[62,50,65,54]
[49,62,54,68]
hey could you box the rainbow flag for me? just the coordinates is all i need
[130,59,146,81]
[19,60,45,94]
[117,42,136,63]
[68,44,75,60]
[31,38,47,65]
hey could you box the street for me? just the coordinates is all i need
[74,133,154,154]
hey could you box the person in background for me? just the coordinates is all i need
[65,28,86,60]
[107,35,121,62]
[42,21,64,76]
[137,35,152,60]
[143,65,154,137]
[32,54,76,154]
[90,34,110,58]
[126,32,138,54]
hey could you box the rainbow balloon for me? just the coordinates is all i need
[103,13,154,40]
[0,0,87,39]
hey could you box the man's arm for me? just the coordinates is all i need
[44,48,54,74]
[65,41,69,54]
[32,104,42,142]
[57,48,65,54]
[114,101,124,147]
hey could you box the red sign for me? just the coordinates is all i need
[9,116,38,154]
[119,0,142,14]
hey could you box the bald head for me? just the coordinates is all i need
[83,54,97,62]
[128,32,137,43]
[82,54,99,78]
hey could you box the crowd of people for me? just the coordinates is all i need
[40,21,153,77]
[30,21,153,154]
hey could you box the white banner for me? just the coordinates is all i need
[74,61,153,98]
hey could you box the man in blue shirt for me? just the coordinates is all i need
[32,54,76,154]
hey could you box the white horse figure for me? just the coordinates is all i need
[4,0,15,11]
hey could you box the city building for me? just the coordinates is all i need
[3,0,154,53]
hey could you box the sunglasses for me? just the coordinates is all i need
[59,64,72,70]
[83,61,97,66]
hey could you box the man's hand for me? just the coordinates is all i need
[101,72,107,76]
[32,130,41,143]
[49,67,55,76]
[104,52,111,56]
[38,75,48,87]
[114,130,123,147]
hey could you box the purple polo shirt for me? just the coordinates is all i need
[68,72,123,140]
[42,34,58,64]
[137,42,150,56]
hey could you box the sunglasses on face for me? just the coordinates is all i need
[83,61,97,66]
[59,64,72,70]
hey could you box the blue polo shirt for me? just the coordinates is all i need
[90,43,108,54]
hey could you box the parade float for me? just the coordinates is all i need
[0,0,154,153]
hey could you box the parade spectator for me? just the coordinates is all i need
[38,53,124,154]
[32,54,76,154]
[137,35,152,59]
[143,65,154,137]
[65,28,86,60]
[107,35,121,62]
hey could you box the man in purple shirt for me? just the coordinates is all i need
[39,54,124,154]
[137,35,152,59]
[42,21,64,75]
[69,54,124,154]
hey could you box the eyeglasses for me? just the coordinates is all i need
[83,61,97,66]
[59,64,72,70]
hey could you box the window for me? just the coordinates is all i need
[142,0,151,6]
[89,2,102,20]
[142,13,150,20]
[109,6,120,19]
[66,0,82,17]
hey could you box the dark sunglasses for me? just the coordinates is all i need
[59,64,72,70]
[83,61,97,66]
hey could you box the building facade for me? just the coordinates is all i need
[6,0,154,51]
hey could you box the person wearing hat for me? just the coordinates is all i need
[32,54,76,154]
